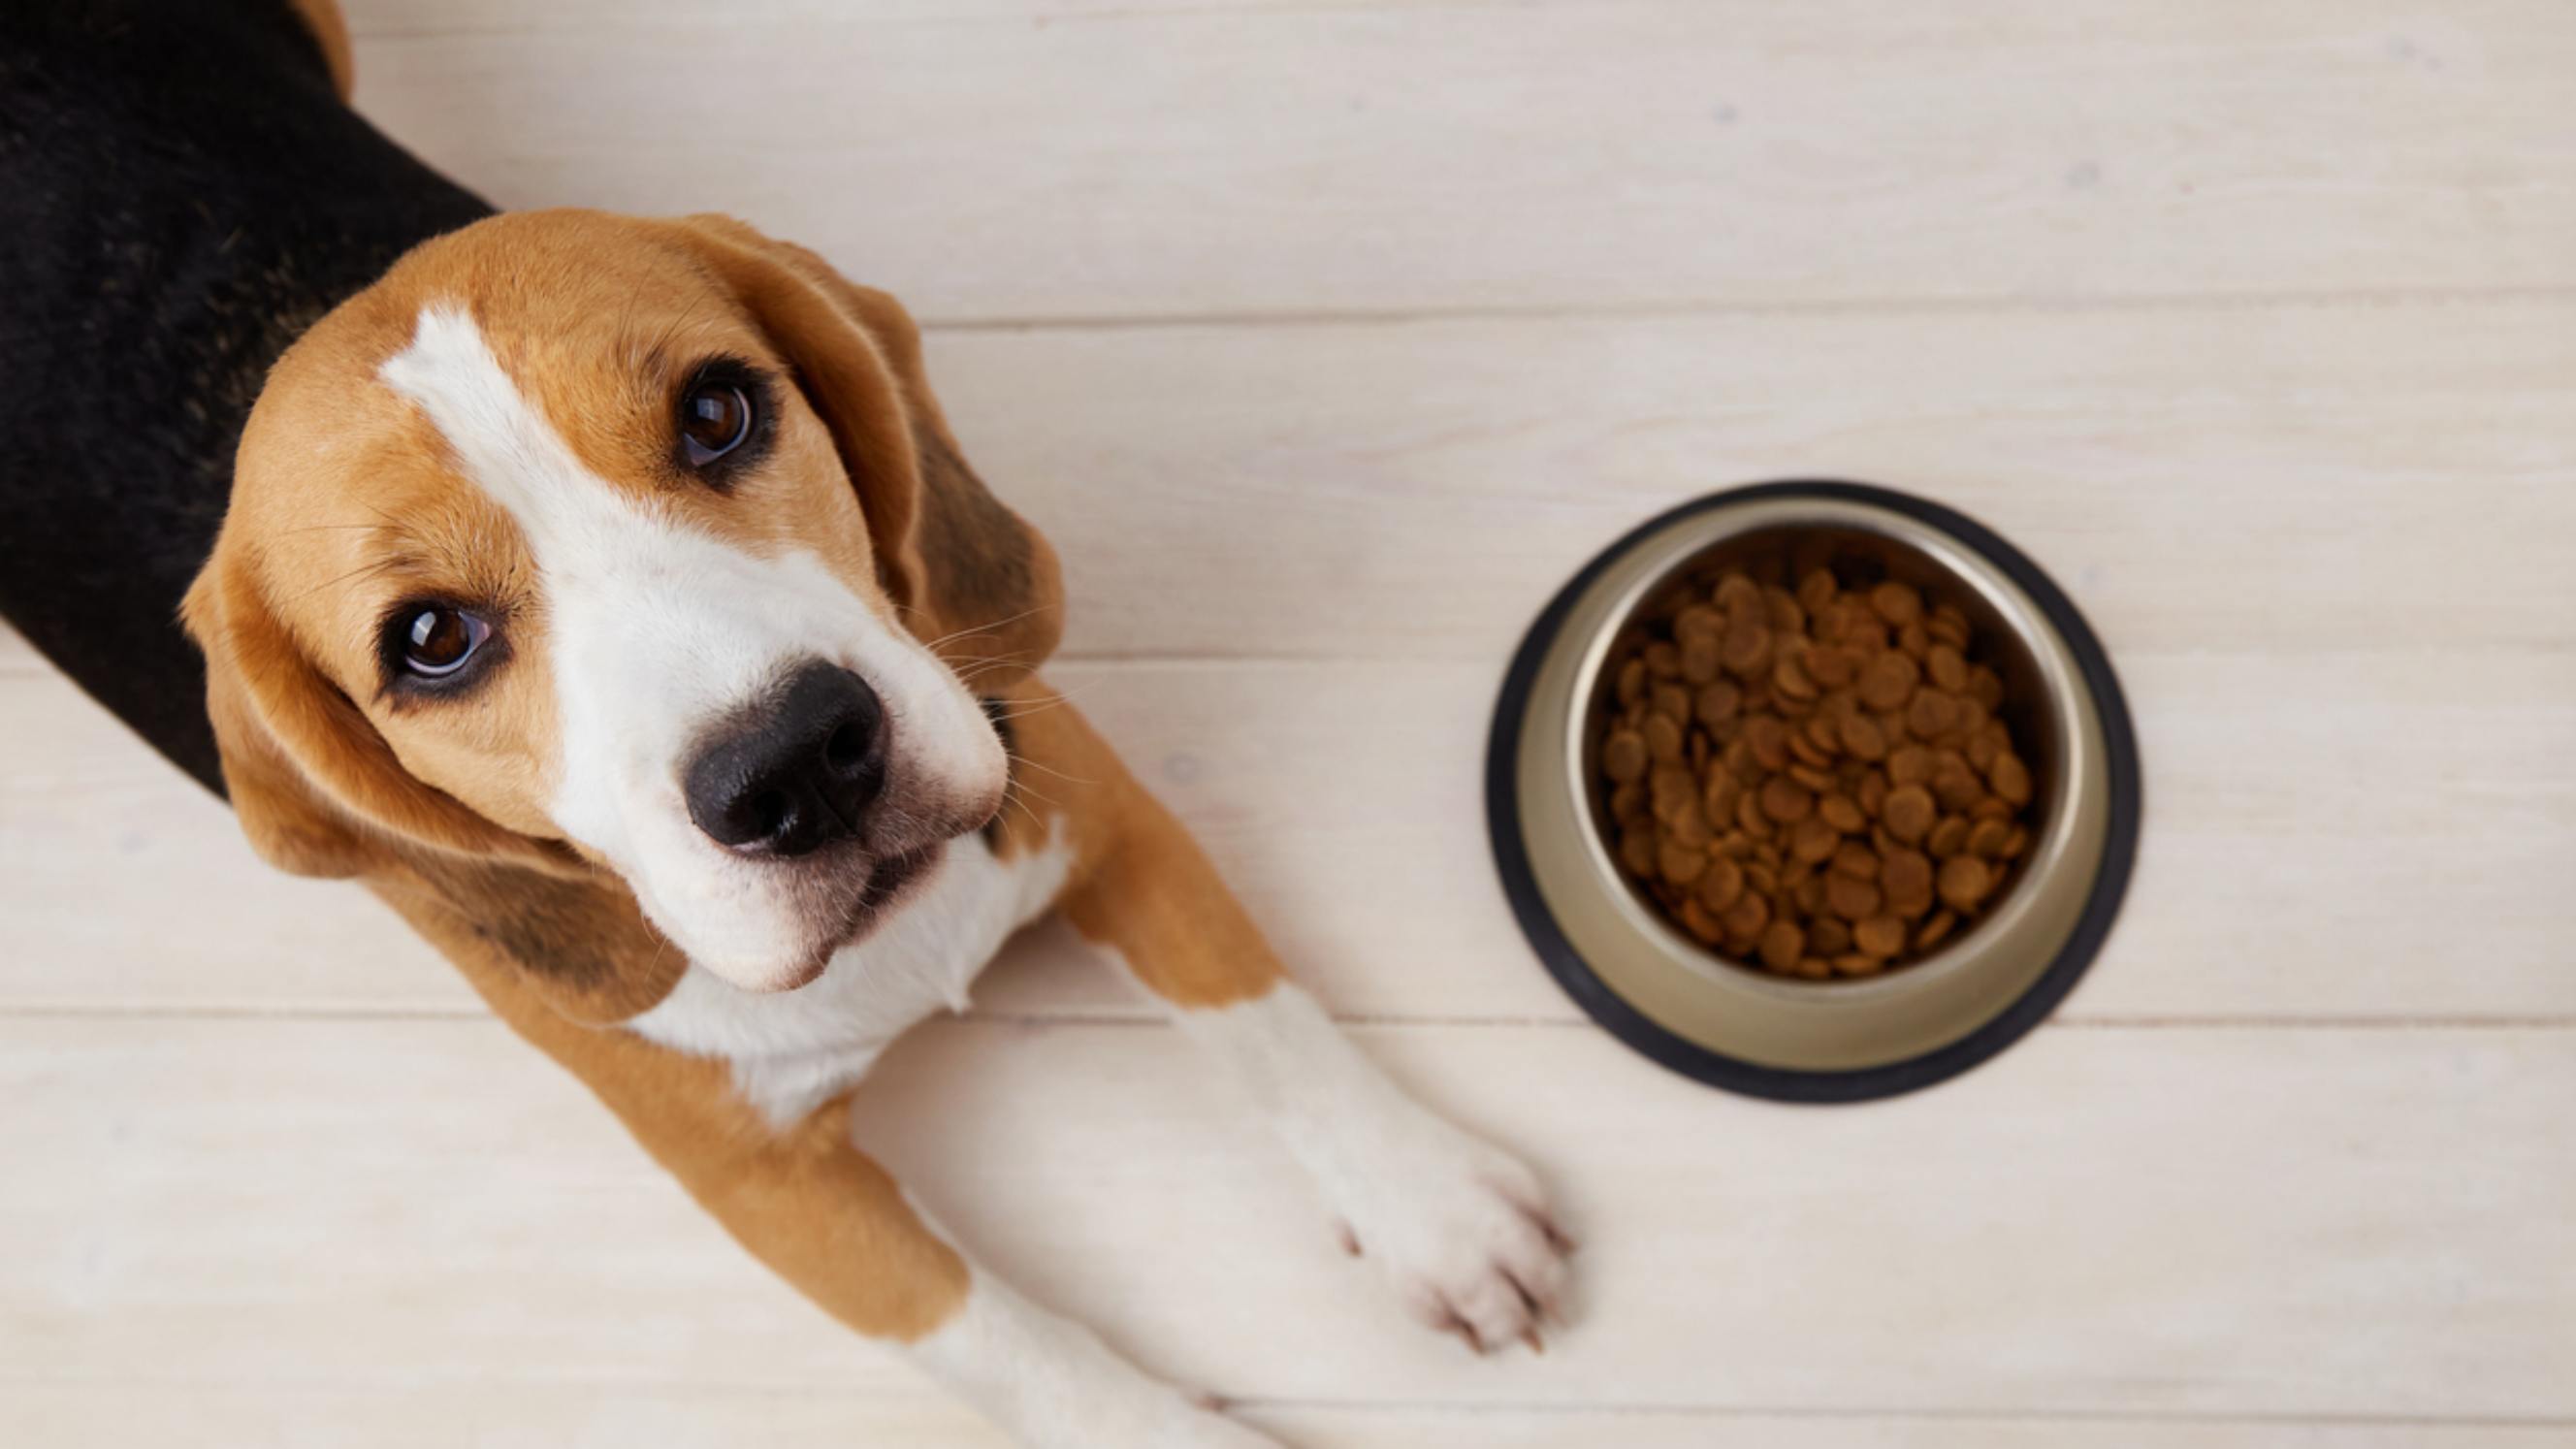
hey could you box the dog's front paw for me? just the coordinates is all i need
[1324,1110,1575,1354]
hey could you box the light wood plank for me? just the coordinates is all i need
[12,297,2573,670]
[2,1015,2568,1423]
[7,641,2570,1020]
[343,2,2576,321]
[929,297,2576,665]
[347,0,1427,29]
[7,1384,2567,1449]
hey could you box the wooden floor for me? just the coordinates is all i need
[6,1,2573,1443]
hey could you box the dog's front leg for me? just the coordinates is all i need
[1010,685,1576,1354]
[633,1092,1281,1449]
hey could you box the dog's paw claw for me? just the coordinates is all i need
[1333,1124,1574,1355]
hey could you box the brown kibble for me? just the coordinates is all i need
[1603,729,1648,783]
[1907,689,1960,740]
[1886,744,1935,787]
[1693,679,1742,728]
[1697,855,1746,913]
[1714,573,1762,617]
[1678,898,1724,946]
[1791,869,1827,916]
[1825,872,1883,921]
[1968,664,2005,711]
[1810,916,1852,955]
[1932,759,1986,813]
[1597,556,2032,982]
[1990,752,2034,806]
[1881,784,1937,844]
[1735,790,1772,840]
[1803,712,1843,756]
[1881,848,1935,913]
[1840,713,1887,762]
[1760,777,1815,823]
[1788,816,1840,865]
[1745,715,1791,771]
[1869,581,1922,627]
[1787,763,1837,793]
[1937,853,1993,910]
[1620,828,1657,878]
[1965,729,2001,770]
[1787,729,1834,771]
[1722,734,1757,782]
[1641,713,1683,764]
[1806,643,1859,688]
[1651,765,1696,821]
[1722,618,1773,678]
[1722,888,1770,940]
[1701,770,1741,823]
[1858,651,1919,711]
[1659,840,1708,886]
[1610,780,1646,823]
[1856,768,1890,815]
[1679,633,1721,684]
[1758,919,1806,973]
[1667,798,1713,848]
[1773,648,1819,701]
[1854,914,1907,958]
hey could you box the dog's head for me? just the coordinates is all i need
[183,210,1061,994]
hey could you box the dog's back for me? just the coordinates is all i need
[0,0,488,787]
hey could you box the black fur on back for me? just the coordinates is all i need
[0,0,492,790]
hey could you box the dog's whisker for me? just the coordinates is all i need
[1007,752,1095,789]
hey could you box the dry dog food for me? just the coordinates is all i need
[1596,564,2038,980]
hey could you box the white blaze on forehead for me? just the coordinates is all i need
[375,304,1006,991]
[378,306,625,560]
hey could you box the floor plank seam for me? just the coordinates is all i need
[1229,1400,2576,1430]
[912,284,2576,338]
[3,1001,2571,1032]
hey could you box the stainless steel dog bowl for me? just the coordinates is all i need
[1486,481,2141,1102]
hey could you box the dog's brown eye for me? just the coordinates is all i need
[399,606,489,678]
[679,381,753,466]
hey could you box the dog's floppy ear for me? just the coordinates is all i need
[669,214,1065,687]
[179,539,565,881]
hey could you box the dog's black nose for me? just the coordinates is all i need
[684,661,886,857]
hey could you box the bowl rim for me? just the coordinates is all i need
[1484,479,2142,1104]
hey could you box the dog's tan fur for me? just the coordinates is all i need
[182,206,1302,1348]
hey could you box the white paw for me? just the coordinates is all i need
[1325,1111,1576,1354]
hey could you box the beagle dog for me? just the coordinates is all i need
[36,6,1580,1445]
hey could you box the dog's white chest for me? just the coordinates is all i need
[625,828,1072,1124]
